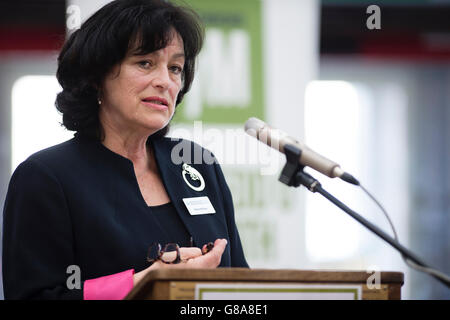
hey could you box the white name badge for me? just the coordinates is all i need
[182,196,216,216]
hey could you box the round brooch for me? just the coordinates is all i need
[182,163,205,192]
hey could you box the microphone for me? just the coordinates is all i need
[244,117,359,185]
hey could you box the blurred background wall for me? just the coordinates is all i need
[0,0,449,300]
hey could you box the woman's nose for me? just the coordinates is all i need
[151,66,171,90]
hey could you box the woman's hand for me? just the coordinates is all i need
[133,238,228,286]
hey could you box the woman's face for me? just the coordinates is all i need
[100,31,185,136]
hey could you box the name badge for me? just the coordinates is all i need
[182,196,216,216]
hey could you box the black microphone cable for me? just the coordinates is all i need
[355,180,450,287]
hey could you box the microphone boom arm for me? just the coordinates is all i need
[280,143,450,288]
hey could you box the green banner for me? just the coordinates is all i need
[173,0,264,124]
[322,0,436,5]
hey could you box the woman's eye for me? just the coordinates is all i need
[170,65,183,75]
[138,61,152,69]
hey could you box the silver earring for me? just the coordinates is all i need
[98,99,102,105]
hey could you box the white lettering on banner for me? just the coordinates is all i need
[223,168,295,263]
[237,215,277,262]
[184,29,251,119]
[224,168,292,210]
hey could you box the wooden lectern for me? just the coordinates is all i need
[125,268,403,300]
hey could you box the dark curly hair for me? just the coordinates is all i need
[56,0,204,140]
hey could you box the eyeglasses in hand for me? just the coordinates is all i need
[147,241,215,265]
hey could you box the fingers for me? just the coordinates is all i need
[209,238,227,265]
[148,239,228,270]
[210,238,227,256]
[188,238,227,268]
[179,247,202,260]
[159,250,178,262]
[156,247,202,265]
[202,242,215,255]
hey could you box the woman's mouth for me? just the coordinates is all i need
[141,96,169,110]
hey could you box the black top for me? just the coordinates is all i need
[148,202,191,247]
[2,134,248,300]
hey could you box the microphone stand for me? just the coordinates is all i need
[280,144,450,288]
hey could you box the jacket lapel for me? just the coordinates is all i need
[151,138,227,248]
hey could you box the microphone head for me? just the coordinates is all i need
[244,117,265,137]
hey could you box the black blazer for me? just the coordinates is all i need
[2,134,248,299]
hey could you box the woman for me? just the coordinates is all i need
[2,0,248,300]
